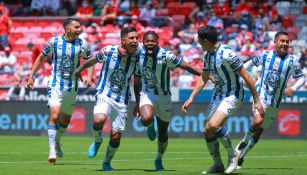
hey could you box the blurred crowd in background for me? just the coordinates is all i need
[0,0,306,97]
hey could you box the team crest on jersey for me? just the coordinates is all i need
[264,70,280,95]
[109,68,126,93]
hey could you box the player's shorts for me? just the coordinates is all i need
[139,91,171,122]
[206,95,242,120]
[47,87,77,115]
[253,98,279,129]
[94,94,128,133]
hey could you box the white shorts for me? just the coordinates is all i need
[206,95,242,120]
[93,94,128,133]
[253,99,279,129]
[47,88,77,115]
[139,91,171,122]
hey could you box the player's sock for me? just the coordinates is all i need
[48,124,57,150]
[205,136,224,167]
[240,136,259,159]
[93,124,103,143]
[216,127,235,158]
[156,140,168,160]
[103,141,119,164]
[241,125,255,144]
[55,120,68,144]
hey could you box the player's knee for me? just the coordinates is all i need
[141,116,153,126]
[207,121,220,132]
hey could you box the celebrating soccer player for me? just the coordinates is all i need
[27,18,93,164]
[234,31,305,169]
[74,26,141,171]
[181,25,264,174]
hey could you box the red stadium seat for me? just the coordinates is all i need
[282,15,295,29]
[11,27,29,33]
[40,32,54,40]
[23,21,37,27]
[15,38,31,45]
[28,26,44,33]
[12,44,28,52]
[43,26,58,33]
[12,20,23,28]
[37,21,50,27]
[31,38,46,45]
[181,2,196,9]
[17,56,31,64]
[167,2,181,15]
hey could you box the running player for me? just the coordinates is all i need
[181,25,264,174]
[27,18,93,164]
[135,31,202,171]
[234,31,305,169]
[74,26,141,171]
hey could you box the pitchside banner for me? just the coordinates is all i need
[0,101,306,139]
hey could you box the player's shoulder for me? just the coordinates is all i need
[100,45,118,55]
[220,44,237,60]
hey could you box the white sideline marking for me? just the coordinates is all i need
[1,154,307,164]
[0,151,207,155]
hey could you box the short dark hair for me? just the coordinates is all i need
[197,25,218,44]
[63,17,81,29]
[143,30,159,40]
[274,31,288,40]
[120,26,137,38]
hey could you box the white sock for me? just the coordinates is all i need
[156,141,168,160]
[240,137,258,159]
[206,139,224,167]
[218,131,235,158]
[48,124,57,150]
[103,143,118,164]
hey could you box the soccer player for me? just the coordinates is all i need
[181,25,264,174]
[73,26,141,171]
[235,31,305,169]
[135,31,202,171]
[27,18,93,164]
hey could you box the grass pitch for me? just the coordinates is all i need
[0,136,307,175]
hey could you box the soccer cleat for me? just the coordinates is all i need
[48,149,56,164]
[154,159,165,171]
[102,163,113,171]
[55,143,63,158]
[146,124,156,141]
[225,155,238,174]
[235,141,247,157]
[236,158,244,169]
[201,165,225,174]
[88,141,102,158]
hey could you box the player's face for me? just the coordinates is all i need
[143,34,158,55]
[198,36,210,51]
[274,34,289,56]
[122,31,139,54]
[66,21,82,39]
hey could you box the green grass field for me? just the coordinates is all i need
[0,136,307,175]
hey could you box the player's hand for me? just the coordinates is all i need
[284,87,294,97]
[182,98,193,114]
[253,99,265,118]
[133,104,140,119]
[117,45,128,56]
[27,77,34,89]
[84,78,93,88]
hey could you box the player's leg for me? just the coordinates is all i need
[139,92,156,141]
[55,90,77,158]
[88,113,107,158]
[103,130,121,171]
[47,106,61,164]
[88,98,111,158]
[154,117,169,171]
[102,109,126,171]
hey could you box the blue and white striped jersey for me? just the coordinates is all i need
[42,35,92,91]
[95,45,141,105]
[252,50,304,107]
[138,46,182,96]
[203,44,244,101]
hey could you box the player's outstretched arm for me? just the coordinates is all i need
[74,57,97,81]
[179,60,202,76]
[27,53,47,89]
[285,76,305,97]
[182,71,209,114]
[237,67,265,118]
[85,65,94,87]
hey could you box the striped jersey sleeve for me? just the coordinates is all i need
[42,37,55,56]
[79,39,92,59]
[96,46,111,63]
[166,51,182,69]
[252,50,267,67]
[291,57,304,79]
[224,49,243,72]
